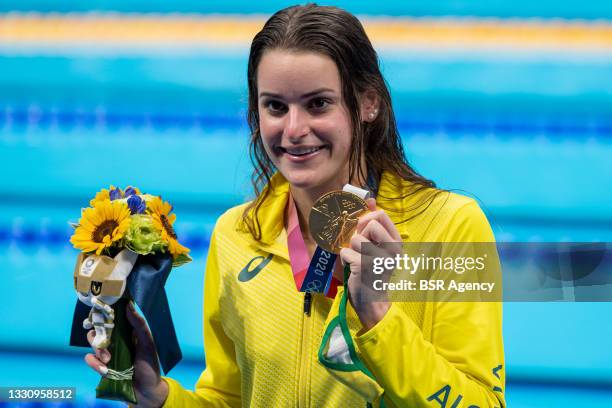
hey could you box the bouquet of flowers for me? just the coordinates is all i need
[68,185,190,403]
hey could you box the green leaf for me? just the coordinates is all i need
[172,253,193,267]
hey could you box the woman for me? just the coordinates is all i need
[86,4,505,407]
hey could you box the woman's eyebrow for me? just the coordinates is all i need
[301,88,335,98]
[259,88,336,99]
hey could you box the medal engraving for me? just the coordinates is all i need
[309,190,368,253]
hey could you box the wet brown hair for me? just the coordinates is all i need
[242,3,439,240]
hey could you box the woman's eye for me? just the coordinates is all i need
[265,100,286,113]
[309,98,330,111]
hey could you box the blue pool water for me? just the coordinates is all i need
[1,1,612,406]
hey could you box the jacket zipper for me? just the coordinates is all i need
[298,292,313,407]
[303,291,312,315]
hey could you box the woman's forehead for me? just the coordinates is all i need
[257,50,341,97]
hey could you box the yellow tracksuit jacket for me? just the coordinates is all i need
[162,171,505,407]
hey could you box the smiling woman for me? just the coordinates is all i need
[242,5,438,245]
[82,4,506,408]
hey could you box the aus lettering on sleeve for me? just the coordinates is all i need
[427,385,480,408]
[492,364,503,394]
[427,381,505,408]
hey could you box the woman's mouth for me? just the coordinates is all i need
[277,145,328,161]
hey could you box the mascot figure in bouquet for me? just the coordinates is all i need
[74,249,138,349]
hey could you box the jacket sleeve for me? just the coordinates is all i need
[354,201,506,408]
[162,229,242,407]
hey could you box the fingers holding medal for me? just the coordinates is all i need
[309,191,402,264]
[309,189,402,325]
[340,199,403,289]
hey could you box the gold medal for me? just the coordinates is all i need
[309,190,368,254]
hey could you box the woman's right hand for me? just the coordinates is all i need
[84,302,169,407]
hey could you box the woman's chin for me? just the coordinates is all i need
[285,176,318,190]
[284,173,342,195]
[283,172,320,189]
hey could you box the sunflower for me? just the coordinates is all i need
[89,186,115,207]
[70,199,132,255]
[147,196,190,258]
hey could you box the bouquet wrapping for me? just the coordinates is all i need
[68,186,190,403]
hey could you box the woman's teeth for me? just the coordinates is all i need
[281,146,323,156]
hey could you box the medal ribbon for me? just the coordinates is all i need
[286,194,340,298]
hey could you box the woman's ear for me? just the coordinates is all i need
[360,89,381,123]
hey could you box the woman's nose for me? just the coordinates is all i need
[284,106,309,141]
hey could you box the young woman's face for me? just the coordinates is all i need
[257,50,353,195]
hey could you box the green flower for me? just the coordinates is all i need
[124,214,166,255]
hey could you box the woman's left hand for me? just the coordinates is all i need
[339,198,403,331]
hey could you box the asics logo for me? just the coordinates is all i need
[238,254,274,282]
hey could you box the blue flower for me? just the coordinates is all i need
[124,186,138,197]
[109,187,122,201]
[127,195,146,215]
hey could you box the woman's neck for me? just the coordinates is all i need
[290,186,319,244]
